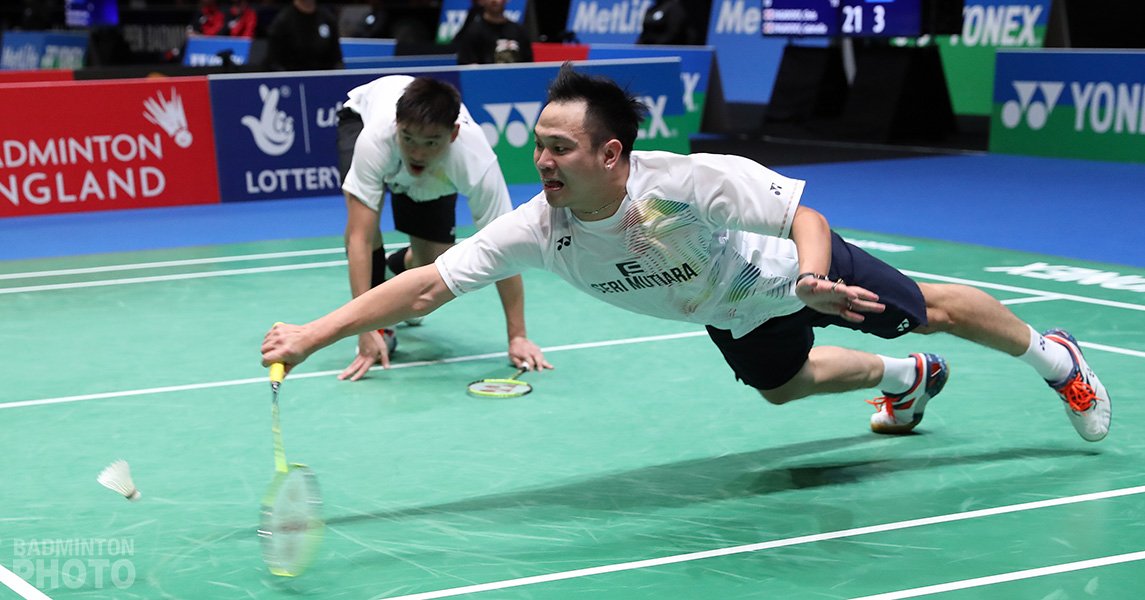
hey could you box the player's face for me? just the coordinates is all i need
[533,101,613,211]
[395,122,458,176]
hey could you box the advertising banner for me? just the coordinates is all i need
[705,0,790,104]
[183,35,252,67]
[437,0,526,44]
[990,50,1145,163]
[184,37,399,68]
[208,69,458,202]
[461,58,686,184]
[567,0,651,44]
[893,0,1051,116]
[589,45,713,139]
[0,77,220,217]
[0,31,89,71]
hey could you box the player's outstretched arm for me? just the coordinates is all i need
[262,265,456,373]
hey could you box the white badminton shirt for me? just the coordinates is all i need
[435,151,809,337]
[341,75,511,229]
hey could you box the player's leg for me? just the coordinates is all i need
[914,282,1110,441]
[810,233,950,433]
[388,193,458,324]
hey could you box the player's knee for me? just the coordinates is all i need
[756,386,798,405]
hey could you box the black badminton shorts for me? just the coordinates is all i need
[337,107,459,245]
[707,231,928,391]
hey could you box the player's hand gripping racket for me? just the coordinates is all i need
[467,366,533,398]
[258,357,325,577]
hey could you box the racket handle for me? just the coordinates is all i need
[269,322,286,383]
[270,363,285,384]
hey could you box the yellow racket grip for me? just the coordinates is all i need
[269,322,286,384]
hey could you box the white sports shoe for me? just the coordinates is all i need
[1043,329,1111,442]
[869,353,949,434]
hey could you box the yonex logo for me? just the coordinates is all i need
[1001,81,1063,130]
[636,95,673,139]
[557,235,571,250]
[897,319,910,332]
[480,102,542,148]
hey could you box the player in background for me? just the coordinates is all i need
[336,75,550,380]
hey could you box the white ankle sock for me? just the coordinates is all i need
[1018,325,1073,382]
[878,355,919,394]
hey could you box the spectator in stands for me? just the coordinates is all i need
[636,0,697,45]
[350,0,389,38]
[454,0,533,64]
[190,0,226,36]
[264,0,343,71]
[225,0,258,37]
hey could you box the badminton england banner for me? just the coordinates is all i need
[460,58,687,184]
[989,50,1145,164]
[0,78,220,217]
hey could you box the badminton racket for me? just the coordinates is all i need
[258,356,325,577]
[466,366,533,398]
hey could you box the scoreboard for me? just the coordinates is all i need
[762,0,925,37]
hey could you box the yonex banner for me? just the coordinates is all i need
[893,0,1050,116]
[462,59,686,184]
[0,78,220,217]
[437,0,526,44]
[567,0,651,44]
[208,69,455,202]
[0,31,88,71]
[588,45,713,140]
[989,50,1145,164]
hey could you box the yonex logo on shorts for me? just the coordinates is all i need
[1000,81,1064,131]
[480,102,543,149]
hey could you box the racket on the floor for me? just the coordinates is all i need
[467,366,532,398]
[258,359,325,577]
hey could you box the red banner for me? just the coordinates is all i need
[0,70,74,84]
[0,77,220,217]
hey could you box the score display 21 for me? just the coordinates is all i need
[762,0,923,37]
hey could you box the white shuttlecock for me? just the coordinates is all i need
[97,460,141,501]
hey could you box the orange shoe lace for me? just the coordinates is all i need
[867,396,894,415]
[1057,375,1095,412]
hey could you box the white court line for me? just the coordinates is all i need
[1000,295,1066,306]
[902,270,1145,313]
[371,485,1145,600]
[0,564,52,600]
[0,261,347,294]
[0,331,706,410]
[849,550,1145,599]
[0,248,345,280]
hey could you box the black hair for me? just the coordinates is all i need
[395,77,461,129]
[545,63,647,157]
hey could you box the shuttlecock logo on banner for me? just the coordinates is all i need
[242,84,295,156]
[143,88,194,148]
